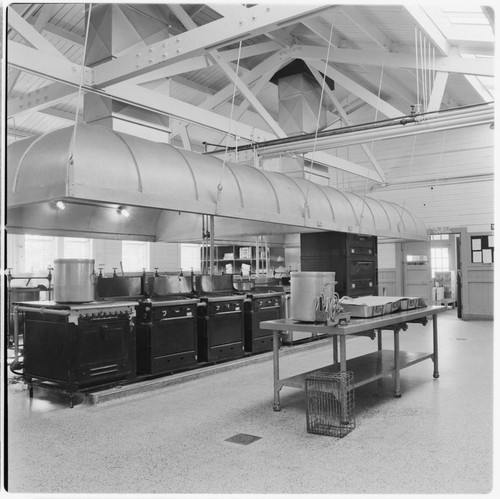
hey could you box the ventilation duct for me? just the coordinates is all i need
[269,60,329,178]
[6,123,427,242]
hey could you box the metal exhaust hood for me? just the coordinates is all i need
[6,123,427,241]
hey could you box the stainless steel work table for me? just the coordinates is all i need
[260,305,446,411]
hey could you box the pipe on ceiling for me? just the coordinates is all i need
[6,123,428,242]
[206,102,494,157]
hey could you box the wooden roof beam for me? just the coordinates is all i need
[405,5,450,56]
[93,4,332,87]
[306,63,386,184]
[300,17,342,48]
[169,3,286,138]
[340,6,394,51]
[296,45,494,77]
[7,7,68,59]
[307,59,403,119]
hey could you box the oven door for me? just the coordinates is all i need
[207,310,244,347]
[23,313,71,383]
[137,314,198,374]
[198,303,244,362]
[76,319,132,386]
[244,304,281,353]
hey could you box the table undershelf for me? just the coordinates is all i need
[279,349,433,390]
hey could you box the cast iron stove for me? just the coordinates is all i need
[13,300,137,407]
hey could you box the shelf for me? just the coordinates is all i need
[279,349,433,389]
[216,259,253,262]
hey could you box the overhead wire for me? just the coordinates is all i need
[358,53,385,232]
[426,130,447,209]
[415,26,420,111]
[302,9,336,221]
[215,40,243,215]
[68,5,92,176]
[396,26,425,232]
[397,133,418,232]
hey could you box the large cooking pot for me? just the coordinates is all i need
[290,271,336,322]
[53,258,96,303]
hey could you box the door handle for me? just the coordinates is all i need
[100,324,109,340]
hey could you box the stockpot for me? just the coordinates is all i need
[53,258,96,303]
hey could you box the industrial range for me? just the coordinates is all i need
[2,2,495,496]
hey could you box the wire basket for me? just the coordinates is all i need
[306,371,356,438]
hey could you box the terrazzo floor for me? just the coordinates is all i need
[3,309,495,497]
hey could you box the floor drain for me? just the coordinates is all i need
[225,433,262,445]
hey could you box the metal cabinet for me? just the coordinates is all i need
[300,231,378,298]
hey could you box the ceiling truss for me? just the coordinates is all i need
[5,2,495,185]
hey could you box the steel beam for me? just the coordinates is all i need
[128,41,282,85]
[7,82,77,118]
[219,41,282,61]
[93,4,332,86]
[206,3,247,18]
[169,4,286,138]
[7,8,67,59]
[203,48,293,113]
[7,40,278,142]
[40,106,81,121]
[427,72,449,112]
[301,17,342,48]
[7,69,22,93]
[103,82,277,143]
[8,41,93,87]
[464,75,494,103]
[129,55,212,84]
[341,6,393,51]
[307,59,403,119]
[307,64,386,184]
[42,22,85,47]
[405,5,450,56]
[209,52,286,138]
[296,45,494,77]
[170,4,285,138]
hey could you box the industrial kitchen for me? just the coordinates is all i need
[2,2,495,496]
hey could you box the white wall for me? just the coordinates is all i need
[377,242,396,268]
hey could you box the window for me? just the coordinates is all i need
[181,244,201,272]
[122,241,149,272]
[24,235,55,274]
[63,237,92,259]
[431,247,450,276]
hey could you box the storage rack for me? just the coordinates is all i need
[200,244,270,275]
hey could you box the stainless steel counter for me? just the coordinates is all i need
[260,305,446,411]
